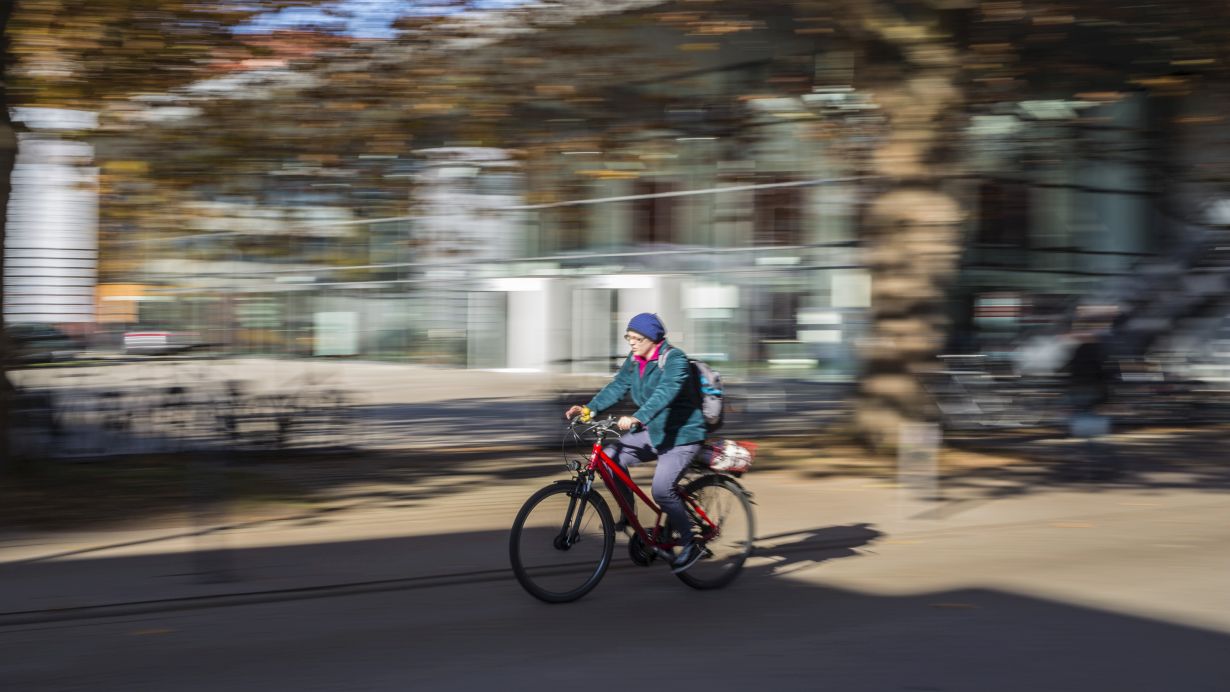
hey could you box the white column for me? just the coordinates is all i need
[4,131,98,324]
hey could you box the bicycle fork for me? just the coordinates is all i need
[556,474,594,550]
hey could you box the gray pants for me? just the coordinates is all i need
[605,430,700,547]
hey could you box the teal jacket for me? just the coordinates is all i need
[587,341,706,451]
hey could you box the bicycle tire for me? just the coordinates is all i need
[509,483,615,603]
[675,474,755,591]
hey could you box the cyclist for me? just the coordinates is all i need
[565,313,707,573]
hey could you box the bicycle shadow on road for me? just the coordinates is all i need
[744,522,884,579]
[605,523,884,582]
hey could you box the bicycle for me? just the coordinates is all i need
[509,416,756,603]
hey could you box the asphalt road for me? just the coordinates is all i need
[3,487,1227,691]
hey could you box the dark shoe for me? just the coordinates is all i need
[671,543,704,574]
[614,516,631,534]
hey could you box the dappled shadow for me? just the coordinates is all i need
[936,424,1230,501]
[16,369,1230,536]
[12,412,1230,536]
[0,374,853,531]
[0,440,573,533]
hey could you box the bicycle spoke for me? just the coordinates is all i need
[676,475,754,590]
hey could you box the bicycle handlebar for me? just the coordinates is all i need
[569,415,614,429]
[568,415,634,437]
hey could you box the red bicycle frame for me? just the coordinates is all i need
[585,437,718,548]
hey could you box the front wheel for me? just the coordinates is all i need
[509,483,615,603]
[676,474,755,590]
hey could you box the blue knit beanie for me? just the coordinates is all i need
[627,313,666,342]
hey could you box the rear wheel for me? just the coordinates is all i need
[675,474,754,590]
[509,483,614,603]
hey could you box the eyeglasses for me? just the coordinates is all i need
[624,334,648,344]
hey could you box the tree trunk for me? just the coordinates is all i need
[850,23,967,455]
[854,185,963,453]
[0,0,17,467]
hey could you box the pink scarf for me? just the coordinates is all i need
[634,343,662,376]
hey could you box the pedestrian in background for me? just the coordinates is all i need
[1061,310,1120,480]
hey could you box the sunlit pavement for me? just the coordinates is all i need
[1,459,1227,690]
[5,359,1229,689]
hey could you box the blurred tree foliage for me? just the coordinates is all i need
[829,0,1230,452]
[0,0,330,463]
[7,0,1230,457]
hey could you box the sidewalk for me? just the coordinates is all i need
[1,454,1212,625]
[6,357,1230,624]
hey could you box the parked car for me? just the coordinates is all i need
[122,328,203,355]
[5,323,79,364]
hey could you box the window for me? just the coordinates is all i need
[632,180,678,245]
[977,180,1030,248]
[762,291,801,341]
[754,182,804,246]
